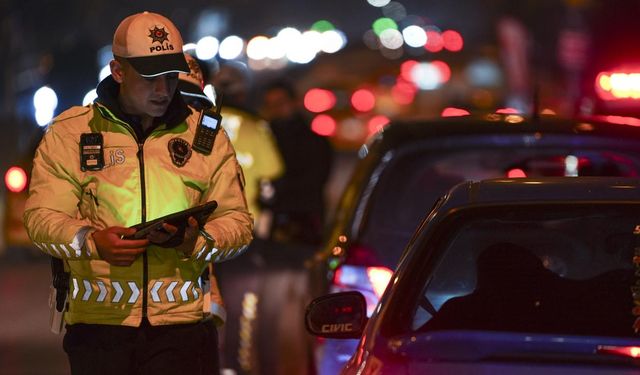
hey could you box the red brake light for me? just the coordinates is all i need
[597,345,640,358]
[507,168,527,178]
[333,265,393,298]
[496,107,521,114]
[5,166,28,193]
[441,107,470,117]
[595,70,640,100]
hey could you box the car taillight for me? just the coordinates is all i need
[5,166,28,193]
[333,265,393,299]
[595,70,640,100]
[597,345,640,358]
[441,107,470,117]
[333,264,393,317]
[366,267,393,299]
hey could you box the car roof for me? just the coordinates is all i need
[442,177,640,209]
[371,115,640,152]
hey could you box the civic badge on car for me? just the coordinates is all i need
[168,138,192,167]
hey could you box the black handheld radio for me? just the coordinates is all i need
[193,95,223,155]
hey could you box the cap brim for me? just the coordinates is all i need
[178,80,214,109]
[127,53,190,78]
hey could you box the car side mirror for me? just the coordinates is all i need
[305,291,367,339]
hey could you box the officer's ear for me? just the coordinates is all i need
[110,59,125,84]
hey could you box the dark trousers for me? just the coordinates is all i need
[63,319,218,375]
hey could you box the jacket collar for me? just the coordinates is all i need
[95,76,191,138]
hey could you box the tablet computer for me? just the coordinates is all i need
[126,200,218,240]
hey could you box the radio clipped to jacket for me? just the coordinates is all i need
[193,96,223,155]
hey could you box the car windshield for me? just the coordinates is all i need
[411,204,639,338]
[358,143,640,268]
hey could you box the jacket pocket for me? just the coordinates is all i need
[78,182,100,223]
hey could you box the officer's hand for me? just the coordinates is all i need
[149,216,199,257]
[92,227,149,266]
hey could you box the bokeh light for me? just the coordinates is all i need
[321,30,347,53]
[379,29,404,50]
[424,30,444,52]
[311,20,335,32]
[5,166,28,193]
[33,86,58,126]
[351,89,376,112]
[442,30,463,52]
[247,36,270,60]
[99,65,111,81]
[368,115,390,135]
[402,25,427,48]
[304,88,337,113]
[372,18,398,36]
[392,77,417,105]
[431,60,451,83]
[367,0,391,7]
[410,62,442,90]
[219,35,244,60]
[311,114,337,136]
[195,36,219,60]
[82,89,98,106]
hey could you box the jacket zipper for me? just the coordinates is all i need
[137,142,148,318]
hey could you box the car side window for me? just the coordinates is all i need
[411,206,637,337]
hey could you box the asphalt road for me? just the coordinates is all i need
[0,253,70,375]
[0,241,317,375]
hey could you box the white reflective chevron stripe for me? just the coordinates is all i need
[82,280,92,301]
[66,244,81,258]
[193,283,199,299]
[40,242,60,257]
[72,278,79,300]
[58,244,71,258]
[112,282,124,303]
[96,281,107,302]
[60,244,79,258]
[237,245,248,256]
[127,282,140,304]
[33,242,45,253]
[204,248,219,262]
[180,281,192,302]
[195,245,208,260]
[150,281,163,303]
[165,281,178,303]
[70,226,92,257]
[33,239,96,258]
[43,243,57,257]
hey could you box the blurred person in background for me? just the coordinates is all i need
[207,61,293,374]
[260,79,333,246]
[23,12,253,374]
[209,61,284,237]
[178,52,234,375]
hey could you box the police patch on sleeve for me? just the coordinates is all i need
[168,138,192,167]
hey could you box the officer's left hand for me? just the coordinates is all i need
[147,216,199,256]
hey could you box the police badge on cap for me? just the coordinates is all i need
[168,138,192,167]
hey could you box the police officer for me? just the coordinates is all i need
[24,12,253,375]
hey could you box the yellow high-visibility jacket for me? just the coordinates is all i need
[220,106,284,217]
[24,99,253,327]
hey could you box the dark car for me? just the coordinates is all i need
[308,114,640,373]
[307,177,640,374]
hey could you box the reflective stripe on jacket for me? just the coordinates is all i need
[24,102,253,326]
